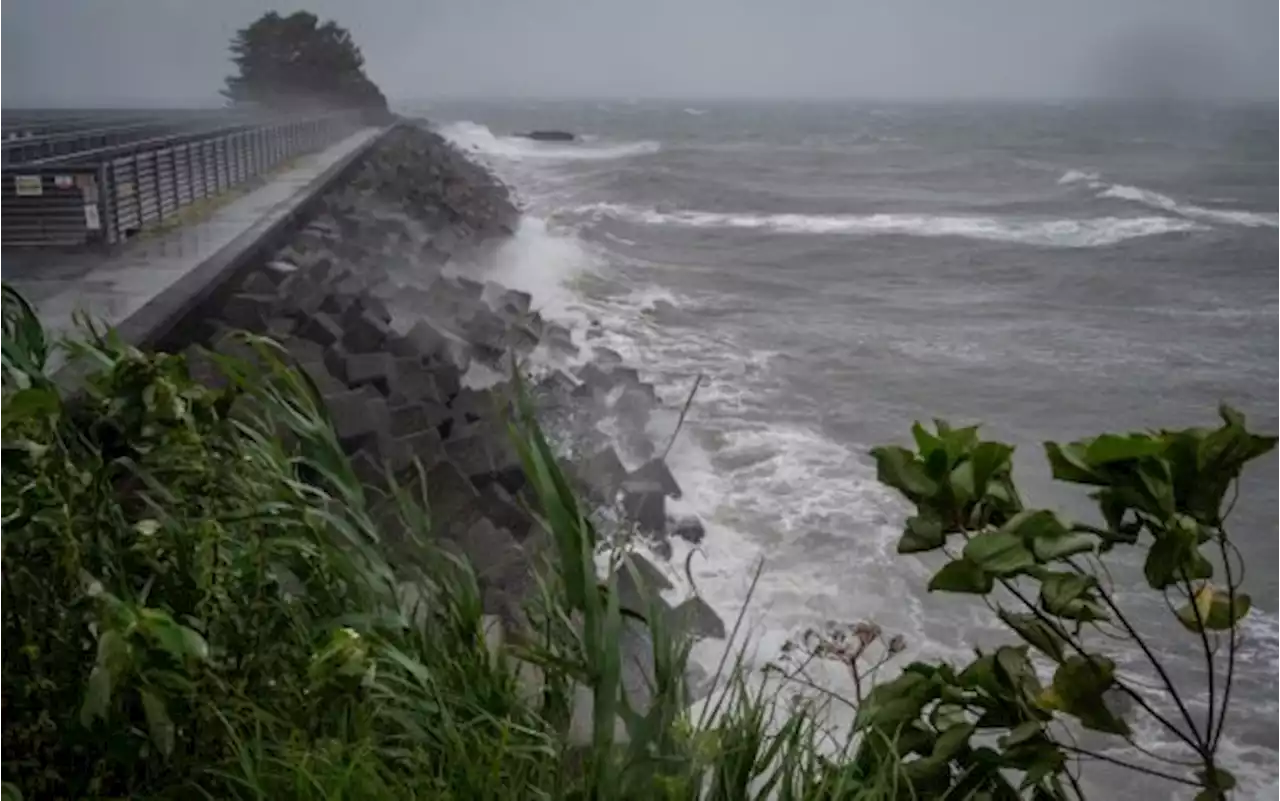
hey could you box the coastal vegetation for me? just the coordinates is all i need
[1,281,1270,799]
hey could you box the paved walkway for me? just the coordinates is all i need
[5,127,384,348]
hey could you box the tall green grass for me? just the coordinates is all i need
[1,290,883,800]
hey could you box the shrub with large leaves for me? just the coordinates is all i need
[867,410,1273,798]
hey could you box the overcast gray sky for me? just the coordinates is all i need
[3,0,1276,106]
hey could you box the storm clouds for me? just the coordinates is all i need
[4,0,1276,105]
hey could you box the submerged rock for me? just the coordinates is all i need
[519,130,576,142]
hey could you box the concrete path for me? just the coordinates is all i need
[4,126,385,349]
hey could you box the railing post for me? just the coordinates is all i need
[167,147,178,215]
[150,150,163,222]
[202,140,212,198]
[186,142,197,202]
[95,162,113,246]
[129,151,141,235]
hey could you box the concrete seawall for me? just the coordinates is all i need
[19,116,726,719]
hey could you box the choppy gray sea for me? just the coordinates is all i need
[413,99,1278,798]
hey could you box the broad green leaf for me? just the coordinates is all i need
[969,441,1015,498]
[999,721,1043,749]
[79,665,112,727]
[928,558,994,594]
[958,653,999,694]
[140,609,190,661]
[856,671,938,730]
[3,386,60,421]
[1176,586,1251,632]
[1039,572,1107,622]
[1143,517,1210,590]
[1084,433,1165,464]
[892,723,937,757]
[899,514,946,554]
[900,753,952,794]
[995,646,1039,693]
[1033,530,1095,561]
[1011,741,1066,789]
[950,460,975,504]
[1001,509,1066,540]
[180,627,210,661]
[912,421,942,458]
[963,531,1035,576]
[140,688,175,758]
[998,610,1068,663]
[1050,655,1129,736]
[1043,442,1103,485]
[870,445,938,499]
[1002,509,1095,560]
[1138,461,1176,517]
[932,722,976,761]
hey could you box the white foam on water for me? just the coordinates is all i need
[571,202,1205,247]
[1098,182,1280,228]
[1058,168,1101,185]
[471,216,600,321]
[438,120,660,163]
[562,282,971,687]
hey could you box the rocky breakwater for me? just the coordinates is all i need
[181,121,724,729]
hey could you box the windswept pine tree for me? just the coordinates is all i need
[222,11,388,114]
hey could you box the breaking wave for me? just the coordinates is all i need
[438,121,660,162]
[571,202,1204,248]
[1058,169,1278,229]
[1058,169,1102,185]
[1098,183,1280,229]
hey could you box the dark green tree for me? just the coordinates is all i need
[222,11,388,113]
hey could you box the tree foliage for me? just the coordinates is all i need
[222,11,387,113]
[864,412,1274,798]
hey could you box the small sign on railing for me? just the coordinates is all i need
[13,175,42,196]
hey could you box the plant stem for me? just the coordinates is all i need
[1179,573,1216,746]
[1211,534,1240,752]
[997,576,1203,754]
[661,374,703,461]
[1064,555,1206,755]
[1056,743,1199,788]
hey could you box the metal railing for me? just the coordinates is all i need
[2,111,362,248]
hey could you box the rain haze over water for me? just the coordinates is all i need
[5,2,1277,798]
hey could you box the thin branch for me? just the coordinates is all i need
[1220,479,1241,523]
[660,373,703,461]
[1064,555,1206,755]
[773,667,861,715]
[1179,572,1216,747]
[1211,533,1241,752]
[996,576,1203,754]
[1056,743,1200,788]
[1119,734,1204,769]
[951,519,1202,754]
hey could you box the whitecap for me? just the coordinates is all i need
[1058,168,1101,185]
[1098,183,1279,229]
[573,202,1205,248]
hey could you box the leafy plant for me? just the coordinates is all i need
[867,413,1274,798]
[3,280,1269,800]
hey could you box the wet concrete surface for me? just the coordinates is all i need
[4,127,384,346]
